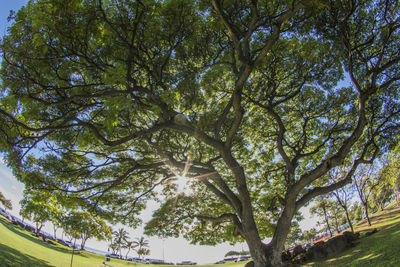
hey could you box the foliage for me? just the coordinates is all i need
[112,228,129,258]
[301,228,318,243]
[136,247,150,259]
[0,216,139,267]
[19,189,53,233]
[376,143,400,206]
[330,170,355,233]
[353,164,380,226]
[0,191,12,210]
[310,196,336,236]
[63,211,111,250]
[305,204,400,267]
[285,222,303,248]
[133,236,150,259]
[225,250,250,257]
[0,0,399,266]
[123,240,138,260]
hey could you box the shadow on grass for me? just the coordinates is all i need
[305,206,400,267]
[0,217,81,256]
[0,243,52,267]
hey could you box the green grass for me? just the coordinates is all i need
[3,204,399,267]
[303,204,400,267]
[0,215,245,267]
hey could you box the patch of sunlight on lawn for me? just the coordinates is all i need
[358,253,381,261]
[326,254,352,263]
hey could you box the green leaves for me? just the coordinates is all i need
[0,0,399,257]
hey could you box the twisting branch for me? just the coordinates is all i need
[211,0,243,60]
[295,138,379,212]
[148,138,243,213]
[214,97,233,140]
[75,118,168,146]
[197,213,243,234]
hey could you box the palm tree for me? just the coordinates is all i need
[134,237,150,259]
[124,241,138,259]
[113,228,129,258]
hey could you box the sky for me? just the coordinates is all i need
[0,1,319,264]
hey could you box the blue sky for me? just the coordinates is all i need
[0,0,27,36]
[0,2,28,209]
[0,1,320,264]
[0,1,247,263]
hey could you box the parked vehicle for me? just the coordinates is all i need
[0,208,10,219]
[215,260,226,264]
[129,257,149,264]
[177,261,197,265]
[106,253,120,259]
[146,259,166,264]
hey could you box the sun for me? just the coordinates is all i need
[175,175,188,194]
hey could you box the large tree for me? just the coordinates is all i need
[0,0,399,266]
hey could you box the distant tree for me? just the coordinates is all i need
[63,211,111,250]
[63,219,80,244]
[240,251,250,256]
[225,250,250,257]
[332,185,355,233]
[50,209,65,241]
[19,191,49,234]
[353,165,379,226]
[376,145,400,207]
[0,191,12,210]
[108,238,119,255]
[137,248,150,259]
[349,202,364,223]
[113,228,129,258]
[225,251,241,257]
[301,228,317,243]
[329,167,356,232]
[372,163,394,211]
[310,196,335,237]
[123,240,138,260]
[329,201,343,233]
[134,237,150,259]
[285,222,302,248]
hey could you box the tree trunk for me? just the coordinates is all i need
[333,214,339,233]
[243,201,296,267]
[241,210,271,267]
[81,234,88,250]
[53,225,57,240]
[322,207,333,236]
[363,202,371,226]
[395,176,400,205]
[125,249,131,260]
[343,206,354,233]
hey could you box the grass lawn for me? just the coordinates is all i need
[2,204,399,267]
[0,215,245,267]
[303,203,400,267]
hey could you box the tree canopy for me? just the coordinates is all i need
[0,0,399,266]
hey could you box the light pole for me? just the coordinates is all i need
[162,239,165,261]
